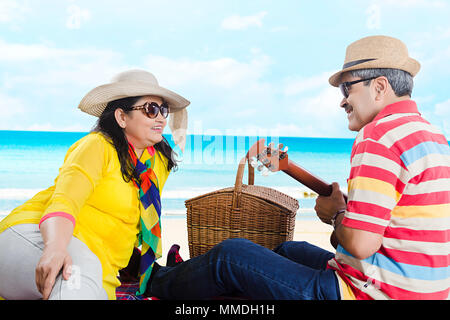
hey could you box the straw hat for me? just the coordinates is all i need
[329,35,420,87]
[78,69,190,151]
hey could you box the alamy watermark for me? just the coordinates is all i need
[170,121,283,167]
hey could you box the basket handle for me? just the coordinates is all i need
[232,156,254,209]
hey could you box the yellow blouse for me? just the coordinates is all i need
[0,132,170,299]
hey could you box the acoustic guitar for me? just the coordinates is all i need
[246,138,344,249]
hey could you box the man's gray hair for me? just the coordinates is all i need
[349,68,414,97]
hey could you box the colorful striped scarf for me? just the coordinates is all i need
[128,143,162,296]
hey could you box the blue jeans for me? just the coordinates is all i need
[151,238,340,300]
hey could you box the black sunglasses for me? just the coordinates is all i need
[131,102,169,119]
[339,77,378,98]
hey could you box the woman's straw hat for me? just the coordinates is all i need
[329,35,420,87]
[78,69,190,151]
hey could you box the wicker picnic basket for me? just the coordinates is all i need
[185,157,299,258]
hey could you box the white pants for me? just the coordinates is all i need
[0,224,107,300]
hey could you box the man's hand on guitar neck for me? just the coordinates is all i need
[314,182,346,224]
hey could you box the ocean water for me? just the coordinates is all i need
[0,130,354,221]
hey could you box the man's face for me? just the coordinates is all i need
[339,72,380,132]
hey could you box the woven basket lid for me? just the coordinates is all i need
[185,185,299,213]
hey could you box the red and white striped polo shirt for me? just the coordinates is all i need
[328,100,450,300]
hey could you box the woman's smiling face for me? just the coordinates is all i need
[117,95,167,153]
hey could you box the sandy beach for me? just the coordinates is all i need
[160,216,334,265]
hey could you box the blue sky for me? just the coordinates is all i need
[1,0,449,139]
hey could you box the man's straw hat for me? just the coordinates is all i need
[329,35,420,87]
[78,69,190,151]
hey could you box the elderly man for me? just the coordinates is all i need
[146,35,450,300]
[315,35,450,299]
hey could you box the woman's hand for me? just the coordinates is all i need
[35,245,73,300]
[37,216,75,300]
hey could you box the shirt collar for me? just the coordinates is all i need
[373,100,420,122]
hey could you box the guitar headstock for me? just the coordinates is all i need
[246,139,289,176]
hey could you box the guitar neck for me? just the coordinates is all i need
[282,159,332,196]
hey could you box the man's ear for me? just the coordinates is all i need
[114,108,127,129]
[373,76,389,100]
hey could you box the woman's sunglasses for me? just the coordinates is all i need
[339,77,377,98]
[131,102,169,119]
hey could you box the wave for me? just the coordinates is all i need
[0,186,322,201]
[1,208,316,222]
[0,189,43,200]
[161,207,315,216]
[162,187,319,199]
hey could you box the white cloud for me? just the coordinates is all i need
[142,53,352,138]
[0,39,127,131]
[0,39,124,89]
[282,72,353,137]
[0,0,30,23]
[285,86,351,137]
[0,40,75,62]
[270,26,289,33]
[0,41,276,133]
[434,98,450,116]
[0,92,26,130]
[66,4,91,30]
[0,92,25,117]
[430,99,450,137]
[221,11,267,30]
[366,4,381,30]
[283,72,331,96]
[143,53,272,89]
[0,39,118,62]
[377,0,447,7]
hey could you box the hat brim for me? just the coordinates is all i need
[328,57,421,87]
[78,80,190,117]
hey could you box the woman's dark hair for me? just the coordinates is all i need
[91,96,178,183]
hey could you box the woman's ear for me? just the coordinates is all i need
[114,108,127,129]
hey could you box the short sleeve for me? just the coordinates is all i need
[342,138,406,234]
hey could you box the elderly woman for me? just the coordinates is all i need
[0,70,189,300]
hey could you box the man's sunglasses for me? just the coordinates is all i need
[131,102,169,119]
[339,77,378,98]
